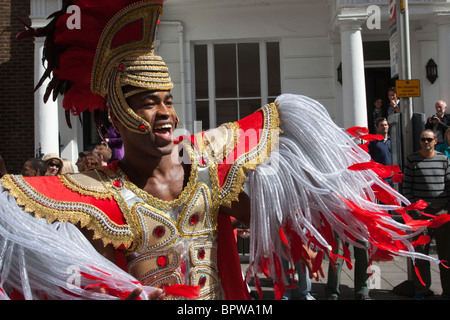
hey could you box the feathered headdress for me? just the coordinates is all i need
[18,0,171,134]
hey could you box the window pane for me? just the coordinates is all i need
[194,45,208,99]
[267,42,281,97]
[238,43,261,97]
[195,101,210,131]
[216,100,238,125]
[239,99,262,119]
[215,44,237,98]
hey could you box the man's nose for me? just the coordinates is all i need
[155,103,170,116]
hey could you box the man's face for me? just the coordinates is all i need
[377,120,389,135]
[420,131,437,152]
[118,90,177,158]
[435,102,447,117]
[21,161,36,177]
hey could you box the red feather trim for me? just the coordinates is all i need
[162,284,200,299]
[411,235,430,248]
[348,161,394,178]
[429,214,450,229]
[358,142,369,152]
[392,173,403,183]
[359,134,384,141]
[372,184,400,205]
[405,200,428,211]
[346,126,369,138]
[414,265,426,286]
[279,227,291,249]
[26,0,166,116]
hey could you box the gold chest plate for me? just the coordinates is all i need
[98,143,223,299]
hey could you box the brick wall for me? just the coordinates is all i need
[0,0,35,174]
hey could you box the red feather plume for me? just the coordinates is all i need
[17,0,165,117]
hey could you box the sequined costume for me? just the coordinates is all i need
[1,0,449,300]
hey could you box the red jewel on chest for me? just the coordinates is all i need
[112,179,124,188]
[199,274,207,287]
[153,225,166,238]
[157,255,168,268]
[190,213,200,225]
[198,248,206,260]
[118,63,124,71]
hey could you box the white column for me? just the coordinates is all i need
[436,14,450,105]
[31,0,61,157]
[416,27,439,115]
[339,19,368,129]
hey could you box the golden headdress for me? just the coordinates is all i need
[18,0,172,134]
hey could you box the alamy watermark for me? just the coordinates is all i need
[367,265,381,290]
[366,5,382,30]
[65,4,383,31]
[66,5,81,30]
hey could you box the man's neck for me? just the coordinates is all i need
[419,149,435,158]
[119,153,174,183]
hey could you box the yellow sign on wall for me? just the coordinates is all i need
[396,79,421,97]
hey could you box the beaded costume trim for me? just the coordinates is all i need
[219,102,281,207]
[0,174,132,248]
[59,170,112,200]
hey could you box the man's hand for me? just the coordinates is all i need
[125,287,165,300]
[299,245,325,281]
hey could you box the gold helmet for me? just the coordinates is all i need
[21,0,172,134]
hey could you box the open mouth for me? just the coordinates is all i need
[153,123,173,141]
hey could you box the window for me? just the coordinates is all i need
[194,41,280,131]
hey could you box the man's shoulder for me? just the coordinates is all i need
[406,151,421,160]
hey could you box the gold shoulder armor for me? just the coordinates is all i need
[60,170,111,200]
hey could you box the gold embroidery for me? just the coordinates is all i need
[1,175,132,248]
[148,273,183,300]
[189,242,218,269]
[178,183,216,237]
[127,249,180,283]
[59,171,111,200]
[198,122,240,162]
[113,141,200,211]
[128,203,178,253]
[190,267,222,300]
[219,102,281,207]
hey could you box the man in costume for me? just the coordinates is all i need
[0,0,448,300]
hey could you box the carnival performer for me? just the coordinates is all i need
[1,0,448,300]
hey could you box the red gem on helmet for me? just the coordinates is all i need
[118,63,124,71]
[139,124,147,132]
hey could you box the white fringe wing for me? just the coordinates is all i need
[0,184,157,300]
[246,94,437,286]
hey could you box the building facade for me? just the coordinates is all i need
[1,0,449,173]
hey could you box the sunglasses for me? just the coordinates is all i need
[48,163,61,168]
[420,137,435,143]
